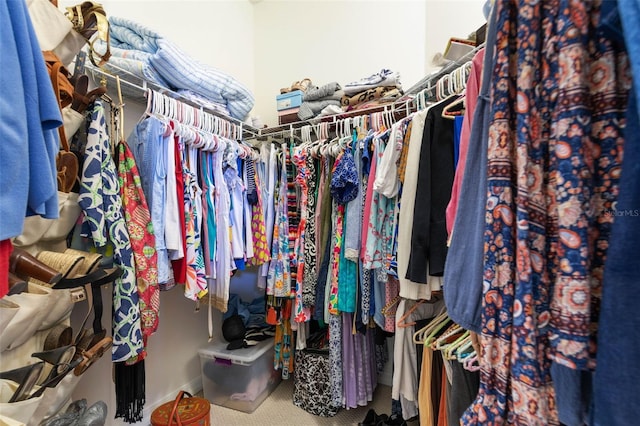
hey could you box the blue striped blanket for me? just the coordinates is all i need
[103,17,254,120]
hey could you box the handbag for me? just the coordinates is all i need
[151,391,210,426]
[1,283,55,351]
[292,349,340,417]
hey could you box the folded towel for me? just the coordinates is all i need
[303,82,341,101]
[298,99,342,120]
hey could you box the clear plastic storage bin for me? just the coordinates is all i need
[198,339,281,413]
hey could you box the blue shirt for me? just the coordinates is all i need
[129,117,172,285]
[1,0,61,240]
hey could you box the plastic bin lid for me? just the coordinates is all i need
[198,338,274,364]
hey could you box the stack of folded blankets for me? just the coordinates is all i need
[297,82,344,120]
[296,69,403,120]
[341,69,403,111]
[97,17,255,121]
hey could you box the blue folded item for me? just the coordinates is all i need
[223,294,269,329]
[102,17,255,120]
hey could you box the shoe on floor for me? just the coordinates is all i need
[384,413,408,426]
[359,408,390,426]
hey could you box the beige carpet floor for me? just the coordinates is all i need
[208,379,394,426]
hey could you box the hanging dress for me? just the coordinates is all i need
[293,145,311,322]
[462,1,629,424]
[181,140,207,300]
[209,137,232,312]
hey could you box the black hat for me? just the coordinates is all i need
[222,315,246,350]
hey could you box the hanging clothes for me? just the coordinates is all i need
[117,139,160,352]
[129,117,174,289]
[208,138,232,312]
[267,149,292,298]
[200,150,217,282]
[1,0,61,241]
[292,144,311,323]
[397,105,444,301]
[333,146,360,313]
[362,132,395,270]
[181,140,207,300]
[442,42,492,335]
[406,96,457,280]
[593,2,640,424]
[79,101,143,363]
[246,158,270,268]
[258,141,277,287]
[392,298,445,421]
[301,153,318,308]
[446,42,485,238]
[462,1,630,424]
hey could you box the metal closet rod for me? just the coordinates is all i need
[256,43,486,138]
[86,42,484,140]
[85,62,261,139]
[403,42,485,97]
[253,103,413,141]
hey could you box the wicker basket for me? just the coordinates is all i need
[151,391,210,426]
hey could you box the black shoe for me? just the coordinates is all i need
[360,409,389,426]
[384,413,407,426]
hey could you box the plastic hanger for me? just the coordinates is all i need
[455,336,475,360]
[442,93,466,119]
[443,330,471,359]
[463,354,480,372]
[396,298,434,328]
[425,315,453,347]
[415,311,451,346]
[433,323,463,350]
[412,310,448,344]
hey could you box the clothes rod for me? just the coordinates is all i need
[404,42,485,97]
[256,101,414,138]
[85,62,261,138]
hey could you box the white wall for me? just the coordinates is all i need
[253,0,428,127]
[424,0,487,73]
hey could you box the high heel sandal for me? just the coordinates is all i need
[7,273,28,296]
[52,265,122,377]
[0,362,44,403]
[32,345,77,385]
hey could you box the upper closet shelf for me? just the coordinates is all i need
[86,42,484,140]
[86,61,261,139]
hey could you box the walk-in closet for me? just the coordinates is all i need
[2,0,639,425]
